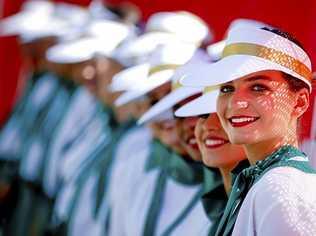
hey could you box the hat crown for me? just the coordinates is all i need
[225,27,311,70]
[149,43,197,68]
[146,11,210,44]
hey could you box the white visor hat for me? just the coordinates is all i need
[46,20,132,64]
[138,49,209,124]
[114,42,198,106]
[146,11,211,44]
[207,18,271,61]
[113,31,185,67]
[181,27,312,92]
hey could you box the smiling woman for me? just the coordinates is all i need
[178,25,316,236]
[213,28,316,236]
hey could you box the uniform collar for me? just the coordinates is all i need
[201,167,226,222]
[145,139,204,185]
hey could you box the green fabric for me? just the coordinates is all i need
[215,145,316,236]
[8,77,77,236]
[200,167,227,236]
[62,107,118,227]
[66,137,111,228]
[143,139,172,236]
[145,140,205,186]
[205,160,249,236]
[166,152,204,185]
[4,71,46,122]
[143,170,168,236]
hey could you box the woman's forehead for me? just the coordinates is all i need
[229,70,286,84]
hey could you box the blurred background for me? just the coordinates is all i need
[0,0,315,149]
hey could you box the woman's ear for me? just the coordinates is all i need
[293,88,310,118]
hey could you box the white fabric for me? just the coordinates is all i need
[46,20,133,63]
[174,90,219,117]
[232,166,316,236]
[145,11,210,44]
[108,127,210,236]
[114,43,197,106]
[68,172,104,236]
[138,50,208,124]
[207,18,270,61]
[124,169,210,236]
[108,125,153,236]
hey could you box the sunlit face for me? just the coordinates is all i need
[71,60,97,94]
[148,82,187,155]
[195,113,245,168]
[216,70,306,146]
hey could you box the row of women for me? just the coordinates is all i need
[0,0,315,235]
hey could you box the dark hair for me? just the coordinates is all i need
[262,27,310,92]
[282,72,310,92]
[261,27,305,49]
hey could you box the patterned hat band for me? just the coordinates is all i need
[148,64,180,76]
[222,42,312,85]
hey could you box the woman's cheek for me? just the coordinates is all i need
[255,95,275,115]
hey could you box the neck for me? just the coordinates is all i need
[244,134,298,165]
[219,163,238,195]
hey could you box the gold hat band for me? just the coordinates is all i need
[148,64,180,76]
[203,85,219,94]
[172,80,183,91]
[222,42,312,84]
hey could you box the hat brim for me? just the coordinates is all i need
[174,90,219,117]
[138,86,202,124]
[180,54,310,90]
[47,36,120,64]
[206,40,225,61]
[116,32,180,59]
[115,69,175,106]
[47,38,104,63]
[109,63,150,92]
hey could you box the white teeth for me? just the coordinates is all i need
[188,138,197,145]
[231,117,256,123]
[205,139,225,146]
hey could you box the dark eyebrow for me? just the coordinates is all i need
[245,75,273,82]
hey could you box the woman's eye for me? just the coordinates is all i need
[220,85,234,93]
[251,84,269,92]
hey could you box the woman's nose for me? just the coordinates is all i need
[229,89,250,110]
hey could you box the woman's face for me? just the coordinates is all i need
[195,113,245,168]
[148,82,187,155]
[175,116,202,161]
[216,70,306,146]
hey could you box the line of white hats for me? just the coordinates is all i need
[45,9,211,66]
[117,18,313,127]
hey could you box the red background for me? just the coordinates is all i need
[1,0,315,140]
